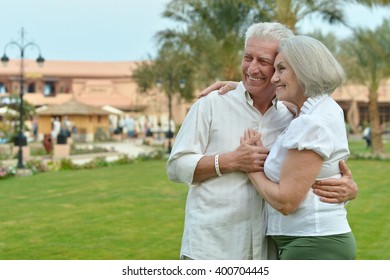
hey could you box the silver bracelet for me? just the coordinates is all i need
[215,154,222,177]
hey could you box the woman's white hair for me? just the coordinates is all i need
[245,22,294,47]
[279,35,346,97]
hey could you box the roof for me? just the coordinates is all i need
[24,93,73,106]
[37,98,109,116]
[102,105,125,115]
[0,59,139,78]
[75,86,134,107]
[333,79,390,103]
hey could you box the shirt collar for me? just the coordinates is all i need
[244,90,279,110]
[301,95,328,115]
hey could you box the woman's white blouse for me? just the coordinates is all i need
[265,95,352,236]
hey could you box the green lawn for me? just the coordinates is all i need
[348,137,390,155]
[0,161,186,260]
[0,140,389,260]
[346,159,390,259]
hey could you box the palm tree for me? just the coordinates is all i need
[269,0,390,33]
[357,0,390,5]
[156,0,267,86]
[136,0,390,103]
[339,20,390,155]
[155,0,353,92]
[4,95,36,140]
[262,0,350,32]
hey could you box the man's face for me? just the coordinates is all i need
[241,38,279,97]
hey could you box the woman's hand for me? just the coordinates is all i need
[198,81,239,98]
[231,129,268,173]
[241,129,263,147]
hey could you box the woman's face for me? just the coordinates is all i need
[271,52,306,107]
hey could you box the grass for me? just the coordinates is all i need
[0,139,389,260]
[345,159,390,259]
[0,160,187,260]
[348,137,390,155]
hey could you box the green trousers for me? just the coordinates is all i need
[271,232,356,260]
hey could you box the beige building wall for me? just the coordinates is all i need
[3,59,389,139]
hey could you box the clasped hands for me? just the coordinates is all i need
[238,129,357,203]
[232,128,268,173]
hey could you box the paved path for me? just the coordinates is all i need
[71,141,158,165]
[1,140,159,167]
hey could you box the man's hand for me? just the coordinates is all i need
[312,160,358,203]
[198,81,239,98]
[228,129,268,173]
[229,142,268,173]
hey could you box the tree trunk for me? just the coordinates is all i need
[368,89,385,155]
[347,99,360,134]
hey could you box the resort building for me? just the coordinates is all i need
[0,59,390,142]
[0,59,189,142]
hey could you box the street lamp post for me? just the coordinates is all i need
[156,74,185,154]
[1,28,44,168]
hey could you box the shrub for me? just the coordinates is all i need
[59,158,77,170]
[0,165,16,179]
[46,160,62,172]
[25,159,49,174]
[94,128,110,142]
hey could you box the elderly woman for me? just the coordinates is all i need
[243,35,356,260]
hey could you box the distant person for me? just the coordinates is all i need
[125,116,136,140]
[143,116,153,145]
[51,117,61,142]
[32,117,38,141]
[165,118,176,139]
[114,117,125,140]
[144,117,153,137]
[62,116,72,138]
[363,126,371,148]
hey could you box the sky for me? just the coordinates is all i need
[1,0,390,62]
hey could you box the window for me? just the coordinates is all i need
[58,80,72,93]
[359,106,369,125]
[379,106,390,124]
[44,81,56,96]
[0,83,7,94]
[27,82,36,93]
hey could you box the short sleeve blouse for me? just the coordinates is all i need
[264,95,352,236]
[282,114,334,160]
[264,95,349,182]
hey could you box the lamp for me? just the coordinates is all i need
[1,28,44,168]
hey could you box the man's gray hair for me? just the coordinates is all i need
[245,22,294,47]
